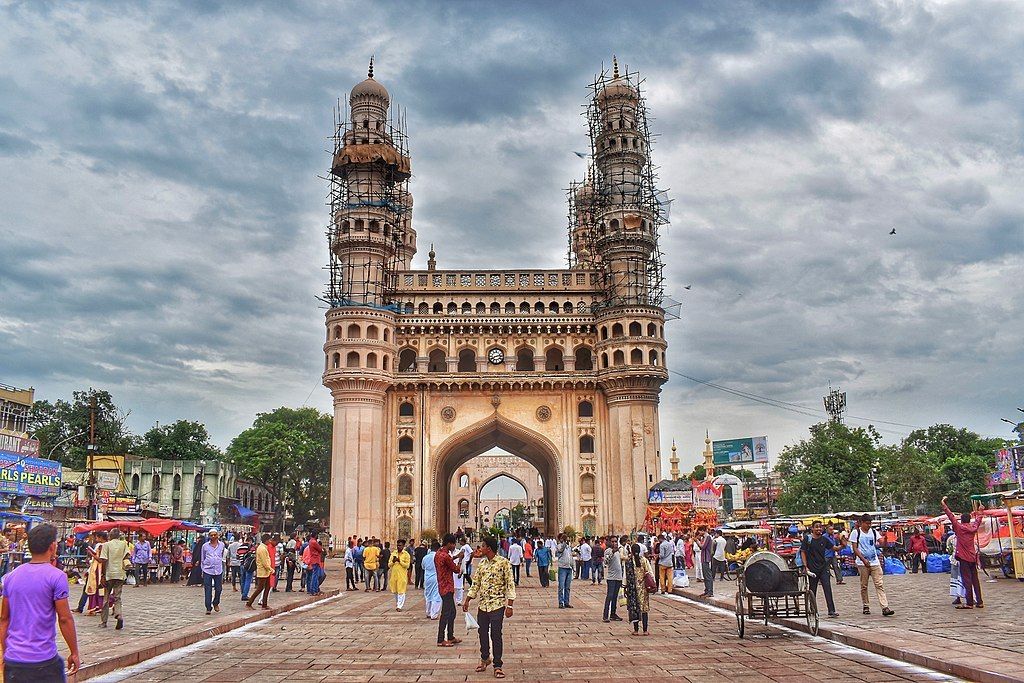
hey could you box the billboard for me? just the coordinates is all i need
[989,447,1022,488]
[0,454,63,497]
[0,433,40,457]
[664,490,693,504]
[713,436,769,466]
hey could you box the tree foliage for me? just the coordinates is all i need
[875,442,945,514]
[226,407,331,527]
[29,390,138,468]
[776,421,877,514]
[137,420,222,461]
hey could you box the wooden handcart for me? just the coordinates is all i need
[735,551,818,637]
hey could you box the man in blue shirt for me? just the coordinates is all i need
[824,523,844,585]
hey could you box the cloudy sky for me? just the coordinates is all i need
[1,1,1022,475]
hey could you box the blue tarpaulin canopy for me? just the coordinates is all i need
[233,504,257,519]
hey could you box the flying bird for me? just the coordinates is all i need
[572,151,588,159]
[684,285,692,290]
[889,228,896,235]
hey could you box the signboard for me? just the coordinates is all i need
[24,497,54,511]
[99,491,139,514]
[989,447,1022,488]
[663,490,693,504]
[87,454,125,472]
[0,433,40,457]
[0,454,63,497]
[692,480,723,509]
[159,504,173,517]
[713,436,769,466]
[648,490,665,503]
[96,471,120,491]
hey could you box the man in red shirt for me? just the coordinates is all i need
[306,534,325,596]
[942,497,983,608]
[434,533,464,647]
[907,530,929,574]
[523,539,534,578]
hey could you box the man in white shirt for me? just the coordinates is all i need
[227,537,242,591]
[674,534,686,570]
[578,539,592,581]
[712,531,728,580]
[459,537,473,586]
[507,537,524,585]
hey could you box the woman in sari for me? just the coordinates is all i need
[85,531,107,614]
[422,540,441,619]
[622,542,652,636]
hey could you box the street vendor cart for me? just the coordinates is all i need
[736,550,818,637]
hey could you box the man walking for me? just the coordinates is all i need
[535,539,551,587]
[908,530,930,574]
[522,538,533,578]
[99,528,130,630]
[363,539,381,591]
[170,539,184,583]
[305,533,324,596]
[246,534,273,610]
[0,523,81,680]
[657,533,674,594]
[850,514,894,616]
[435,533,463,647]
[556,533,573,608]
[591,537,604,584]
[389,539,411,611]
[712,530,728,580]
[131,533,151,588]
[463,536,515,680]
[413,540,427,589]
[800,521,839,618]
[824,523,844,585]
[578,538,592,582]
[700,528,714,597]
[353,538,365,584]
[602,536,624,622]
[507,537,523,585]
[238,535,254,601]
[201,530,225,615]
[227,535,242,592]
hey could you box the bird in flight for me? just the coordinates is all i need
[889,228,896,235]
[684,285,692,290]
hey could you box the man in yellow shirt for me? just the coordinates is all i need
[463,537,515,679]
[363,539,381,592]
[246,534,273,610]
[388,539,412,611]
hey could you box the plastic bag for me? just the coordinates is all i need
[125,573,137,586]
[672,570,689,588]
[464,611,479,631]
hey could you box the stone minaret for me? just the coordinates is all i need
[323,60,410,542]
[702,432,715,481]
[588,57,669,530]
[669,440,680,481]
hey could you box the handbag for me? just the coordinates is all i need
[644,571,658,592]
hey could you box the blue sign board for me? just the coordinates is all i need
[0,452,63,498]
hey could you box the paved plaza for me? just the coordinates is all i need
[684,567,1024,682]
[62,578,327,678]
[92,570,964,683]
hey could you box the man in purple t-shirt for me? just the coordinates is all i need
[0,523,80,681]
[201,530,225,615]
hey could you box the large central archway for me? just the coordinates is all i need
[432,415,561,535]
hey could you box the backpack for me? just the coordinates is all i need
[240,547,258,573]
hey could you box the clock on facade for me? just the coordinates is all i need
[488,348,504,365]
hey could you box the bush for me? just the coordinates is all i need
[562,525,578,541]
[420,528,439,543]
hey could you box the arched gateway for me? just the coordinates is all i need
[322,59,670,543]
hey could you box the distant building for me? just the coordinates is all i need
[0,383,33,437]
[124,458,238,526]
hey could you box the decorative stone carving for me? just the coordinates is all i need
[631,418,644,447]
[536,405,552,422]
[440,406,457,422]
[490,394,501,408]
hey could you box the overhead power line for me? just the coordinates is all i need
[667,369,925,434]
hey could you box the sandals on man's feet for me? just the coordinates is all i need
[475,658,492,672]
[494,669,505,679]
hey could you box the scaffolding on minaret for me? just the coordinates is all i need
[567,59,667,310]
[321,91,411,309]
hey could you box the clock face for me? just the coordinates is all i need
[488,348,505,365]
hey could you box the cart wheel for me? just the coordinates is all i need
[735,592,745,638]
[805,592,819,636]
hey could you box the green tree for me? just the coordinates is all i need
[940,455,990,512]
[29,389,138,468]
[509,503,528,529]
[227,407,331,528]
[876,443,945,514]
[776,421,878,514]
[138,420,222,461]
[688,464,706,481]
[904,424,1003,464]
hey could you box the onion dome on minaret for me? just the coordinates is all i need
[597,56,638,104]
[350,56,390,102]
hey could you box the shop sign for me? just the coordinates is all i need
[663,490,693,504]
[158,504,173,517]
[0,433,40,457]
[99,491,139,514]
[0,455,62,497]
[96,471,120,491]
[692,480,723,509]
[23,497,54,511]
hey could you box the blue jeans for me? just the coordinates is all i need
[557,567,572,606]
[307,564,322,594]
[203,572,223,611]
[581,560,590,580]
[240,568,253,599]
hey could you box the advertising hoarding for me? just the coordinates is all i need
[0,433,40,457]
[712,436,769,466]
[663,490,693,504]
[0,454,63,497]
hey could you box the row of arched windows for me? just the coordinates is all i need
[236,487,273,512]
[337,218,396,238]
[398,346,594,373]
[600,321,662,340]
[599,135,643,152]
[402,301,587,316]
[331,323,391,342]
[599,348,663,367]
[330,351,391,370]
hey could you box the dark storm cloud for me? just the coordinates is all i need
[0,1,1021,466]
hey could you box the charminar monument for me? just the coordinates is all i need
[321,58,670,543]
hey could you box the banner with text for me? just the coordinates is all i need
[0,454,63,497]
[712,436,769,466]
